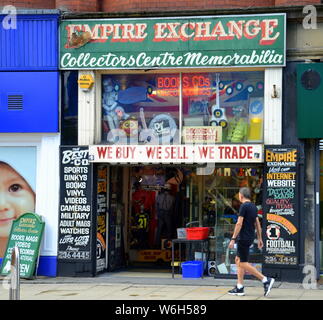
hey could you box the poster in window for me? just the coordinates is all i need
[0,147,37,259]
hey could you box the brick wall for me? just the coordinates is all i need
[275,0,320,5]
[102,0,276,12]
[55,0,98,12]
[0,0,55,9]
[0,0,321,12]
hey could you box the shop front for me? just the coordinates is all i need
[58,13,288,278]
[0,12,60,277]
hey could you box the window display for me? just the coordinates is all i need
[182,71,264,144]
[102,74,180,144]
[101,71,264,145]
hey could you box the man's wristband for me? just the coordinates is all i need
[231,238,236,241]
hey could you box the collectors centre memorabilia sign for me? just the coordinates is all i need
[58,146,93,261]
[0,213,45,279]
[89,144,263,163]
[60,14,286,69]
[263,146,300,267]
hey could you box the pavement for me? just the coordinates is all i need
[0,270,322,300]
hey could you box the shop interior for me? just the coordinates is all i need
[97,165,264,276]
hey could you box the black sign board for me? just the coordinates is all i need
[263,146,300,267]
[58,146,93,261]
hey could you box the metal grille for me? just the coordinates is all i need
[7,95,23,110]
[320,139,323,151]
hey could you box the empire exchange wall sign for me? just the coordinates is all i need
[60,14,286,69]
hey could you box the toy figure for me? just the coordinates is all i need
[227,105,248,143]
[102,78,121,131]
[115,106,130,122]
[120,118,138,137]
[210,73,228,128]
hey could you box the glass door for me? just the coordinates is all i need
[108,166,126,271]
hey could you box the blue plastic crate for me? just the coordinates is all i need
[181,261,203,278]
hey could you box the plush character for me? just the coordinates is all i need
[120,118,138,137]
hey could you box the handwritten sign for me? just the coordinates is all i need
[182,126,222,144]
[89,144,263,164]
[0,213,45,279]
[263,146,300,266]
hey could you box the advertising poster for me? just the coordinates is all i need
[0,147,37,259]
[0,213,44,279]
[58,146,93,261]
[263,146,300,266]
[96,165,107,272]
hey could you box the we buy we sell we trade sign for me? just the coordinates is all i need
[89,144,263,164]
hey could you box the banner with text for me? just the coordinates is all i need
[60,14,286,69]
[263,146,300,267]
[89,144,263,163]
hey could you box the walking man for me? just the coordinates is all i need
[228,187,275,297]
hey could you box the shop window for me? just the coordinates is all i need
[198,167,263,276]
[102,74,180,144]
[182,71,264,144]
[101,71,264,145]
[61,71,78,145]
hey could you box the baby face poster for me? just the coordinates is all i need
[0,147,37,257]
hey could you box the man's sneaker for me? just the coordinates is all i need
[228,286,245,296]
[263,278,275,297]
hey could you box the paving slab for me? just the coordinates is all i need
[217,293,259,300]
[299,290,323,299]
[0,273,321,300]
[180,288,227,300]
[257,289,305,300]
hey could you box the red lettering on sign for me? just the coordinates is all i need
[225,147,231,159]
[239,146,246,159]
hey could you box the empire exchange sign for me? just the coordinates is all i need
[60,14,286,69]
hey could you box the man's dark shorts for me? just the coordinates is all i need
[237,240,253,263]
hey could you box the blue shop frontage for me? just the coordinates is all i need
[0,11,60,277]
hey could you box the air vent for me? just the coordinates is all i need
[8,94,23,110]
[320,139,323,151]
